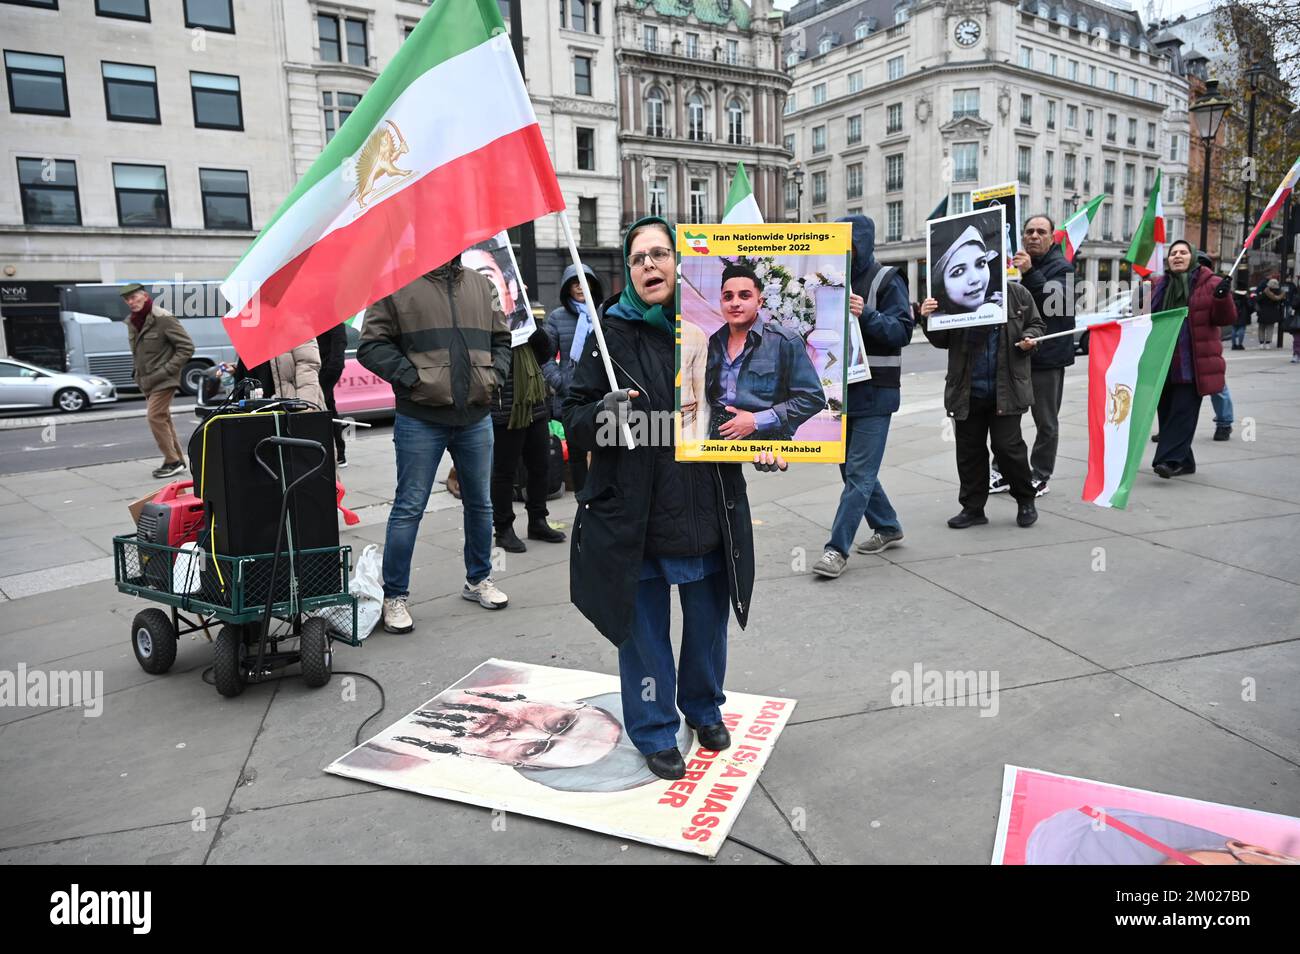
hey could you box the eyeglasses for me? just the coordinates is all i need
[627,247,673,269]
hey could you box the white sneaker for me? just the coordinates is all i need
[382,597,414,633]
[463,577,508,610]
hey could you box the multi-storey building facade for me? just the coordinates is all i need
[614,0,792,229]
[0,0,624,360]
[782,0,1189,295]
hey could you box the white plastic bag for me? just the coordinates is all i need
[173,541,204,595]
[349,543,383,640]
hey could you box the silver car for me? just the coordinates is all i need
[0,358,117,413]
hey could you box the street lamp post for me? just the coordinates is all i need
[791,165,805,223]
[1190,79,1232,254]
[1242,64,1264,258]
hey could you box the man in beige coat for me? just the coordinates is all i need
[123,283,194,479]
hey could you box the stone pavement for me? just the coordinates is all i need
[0,349,1296,864]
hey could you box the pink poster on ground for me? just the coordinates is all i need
[992,765,1300,865]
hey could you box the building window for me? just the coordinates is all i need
[1067,59,1078,81]
[854,20,869,41]
[784,132,795,153]
[649,176,667,217]
[812,170,827,206]
[1146,122,1156,150]
[784,177,798,211]
[1106,113,1117,142]
[1083,156,1093,190]
[1148,81,1157,101]
[3,0,59,7]
[1122,204,1133,240]
[786,50,799,68]
[96,0,149,21]
[1044,150,1054,187]
[113,163,169,228]
[1066,104,1077,128]
[846,114,861,145]
[184,0,233,32]
[848,71,863,94]
[643,24,657,51]
[953,142,978,182]
[687,32,699,58]
[1019,94,1032,125]
[886,102,902,133]
[1101,203,1112,240]
[199,168,251,230]
[689,178,708,222]
[1048,53,1058,75]
[1103,160,1115,193]
[1019,46,1032,68]
[1018,146,1032,185]
[570,0,587,33]
[190,71,242,129]
[813,83,826,105]
[1046,100,1056,130]
[846,162,863,200]
[1085,108,1094,137]
[1088,65,1096,86]
[1107,70,1117,91]
[818,35,834,55]
[1123,163,1135,196]
[886,201,903,241]
[579,195,597,245]
[886,154,903,192]
[646,87,665,136]
[576,126,594,170]
[726,39,738,64]
[1128,77,1138,97]
[951,192,971,214]
[102,62,159,123]
[1169,134,1180,161]
[887,55,904,81]
[727,99,745,144]
[574,55,592,96]
[4,50,68,116]
[687,92,707,140]
[783,92,796,115]
[322,90,360,142]
[1063,153,1076,189]
[318,14,368,66]
[17,157,80,226]
[953,88,979,118]
[812,125,826,154]
[1144,166,1155,194]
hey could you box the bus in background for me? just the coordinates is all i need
[60,280,236,396]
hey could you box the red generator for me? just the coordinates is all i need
[136,480,206,548]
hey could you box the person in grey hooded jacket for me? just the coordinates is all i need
[543,263,605,494]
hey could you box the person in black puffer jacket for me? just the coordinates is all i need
[543,263,606,494]
[563,215,785,783]
[490,324,565,552]
[1013,214,1075,495]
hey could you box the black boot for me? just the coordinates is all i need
[947,509,988,529]
[527,518,566,543]
[495,525,526,553]
[645,748,686,780]
[689,721,732,751]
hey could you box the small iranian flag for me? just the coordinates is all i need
[721,161,763,224]
[1054,195,1105,263]
[1081,308,1186,509]
[221,0,564,366]
[1125,169,1165,278]
[1243,154,1300,249]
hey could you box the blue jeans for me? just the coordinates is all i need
[826,413,901,557]
[1211,385,1233,427]
[1231,325,1247,348]
[618,565,729,755]
[382,412,494,597]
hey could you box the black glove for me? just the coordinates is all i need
[597,388,635,447]
[1214,280,1231,299]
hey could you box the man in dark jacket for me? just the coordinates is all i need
[123,283,194,479]
[814,215,913,579]
[542,263,605,494]
[919,282,1045,528]
[1012,214,1075,497]
[359,258,513,632]
[316,323,348,466]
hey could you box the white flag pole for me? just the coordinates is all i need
[1031,313,1164,342]
[557,210,637,449]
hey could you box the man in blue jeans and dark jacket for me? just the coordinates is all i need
[359,255,514,633]
[814,215,914,579]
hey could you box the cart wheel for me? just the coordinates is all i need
[131,608,177,675]
[213,625,247,697]
[299,618,332,688]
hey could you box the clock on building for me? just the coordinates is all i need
[954,19,981,47]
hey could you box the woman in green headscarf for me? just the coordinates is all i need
[561,216,785,781]
[1150,239,1235,477]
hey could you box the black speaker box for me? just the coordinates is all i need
[188,411,341,605]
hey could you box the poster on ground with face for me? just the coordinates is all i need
[326,659,797,858]
[992,765,1300,865]
[972,181,1021,280]
[461,231,537,346]
[926,207,1008,331]
[676,223,851,463]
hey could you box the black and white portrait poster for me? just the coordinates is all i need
[461,231,537,346]
[925,206,1008,331]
